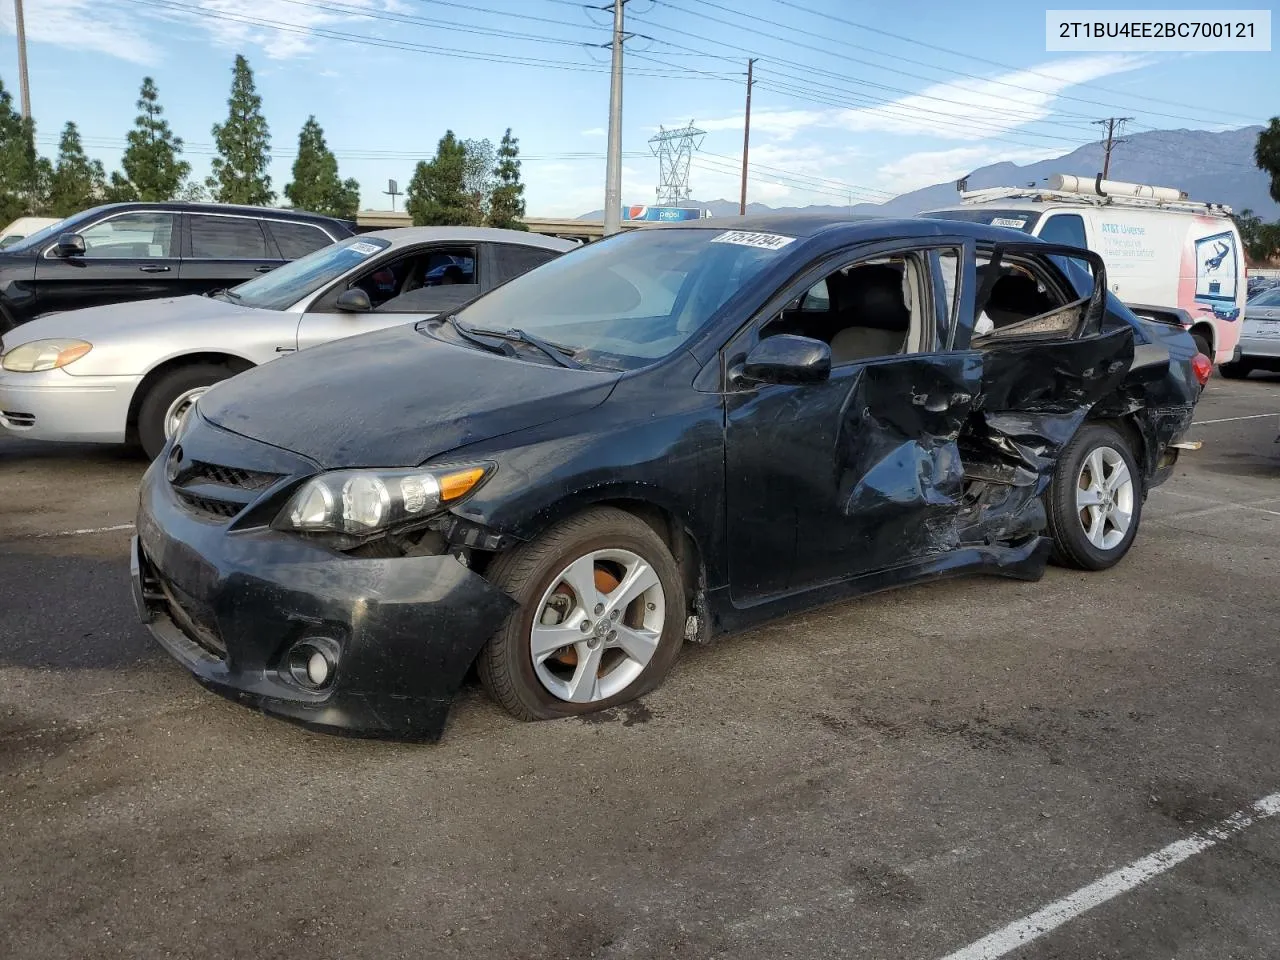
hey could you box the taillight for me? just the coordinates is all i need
[1191,353,1213,386]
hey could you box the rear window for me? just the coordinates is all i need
[269,220,336,259]
[922,208,1041,233]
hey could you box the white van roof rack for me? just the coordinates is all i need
[959,173,1232,216]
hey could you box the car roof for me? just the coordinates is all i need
[75,201,352,227]
[359,227,579,252]
[658,213,880,237]
[642,213,1048,246]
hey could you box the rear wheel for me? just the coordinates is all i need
[1191,332,1213,364]
[1046,423,1142,571]
[477,507,686,721]
[1218,359,1253,380]
[136,364,233,460]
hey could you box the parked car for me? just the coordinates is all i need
[923,174,1246,365]
[0,201,355,334]
[0,215,62,249]
[1246,274,1278,300]
[129,215,1207,740]
[0,228,575,458]
[1220,284,1280,378]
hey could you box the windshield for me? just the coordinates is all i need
[922,208,1042,233]
[3,217,71,253]
[450,228,793,368]
[228,236,391,310]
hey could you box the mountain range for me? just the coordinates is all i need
[580,126,1277,221]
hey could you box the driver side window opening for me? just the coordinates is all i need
[345,245,478,310]
[759,252,932,365]
[973,253,1082,341]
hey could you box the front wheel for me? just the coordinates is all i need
[136,364,233,460]
[477,507,686,721]
[1046,423,1143,571]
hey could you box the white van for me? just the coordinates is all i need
[922,175,1246,364]
[0,216,61,249]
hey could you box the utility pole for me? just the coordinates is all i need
[1094,117,1132,180]
[739,58,756,216]
[13,0,31,119]
[602,0,626,237]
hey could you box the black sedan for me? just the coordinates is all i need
[131,215,1207,740]
[0,201,354,333]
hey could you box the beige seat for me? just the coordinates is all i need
[824,265,910,364]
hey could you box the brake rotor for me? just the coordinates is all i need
[551,563,620,667]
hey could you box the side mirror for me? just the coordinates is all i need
[335,287,372,313]
[741,334,831,385]
[53,233,86,258]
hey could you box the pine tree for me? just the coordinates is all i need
[461,138,494,226]
[405,131,471,226]
[487,128,527,229]
[103,171,138,203]
[0,78,46,222]
[207,55,274,206]
[284,116,359,218]
[49,122,107,217]
[120,77,190,201]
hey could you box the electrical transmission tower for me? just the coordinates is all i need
[649,122,705,207]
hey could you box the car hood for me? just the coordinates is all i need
[198,324,621,468]
[3,295,277,345]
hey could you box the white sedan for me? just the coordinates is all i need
[0,227,576,457]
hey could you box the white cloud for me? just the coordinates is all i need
[873,144,1062,194]
[0,0,158,64]
[180,0,388,60]
[833,54,1146,141]
[696,55,1146,144]
[580,127,606,138]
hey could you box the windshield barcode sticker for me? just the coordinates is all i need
[711,230,797,250]
[349,241,381,255]
[991,217,1029,229]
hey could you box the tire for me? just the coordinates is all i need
[1191,332,1213,363]
[1218,360,1253,380]
[1045,423,1143,571]
[136,364,233,460]
[477,506,686,722]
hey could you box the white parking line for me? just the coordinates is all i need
[1192,413,1280,426]
[938,791,1280,960]
[34,522,135,539]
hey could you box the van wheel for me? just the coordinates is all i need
[477,507,686,722]
[1218,360,1252,379]
[136,364,232,460]
[1191,332,1213,363]
[1046,424,1142,571]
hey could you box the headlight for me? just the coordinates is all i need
[1,338,92,372]
[273,463,493,535]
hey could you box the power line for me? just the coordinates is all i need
[764,0,1263,124]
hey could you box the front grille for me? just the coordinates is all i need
[186,460,281,491]
[176,491,243,519]
[169,453,285,522]
[159,578,226,658]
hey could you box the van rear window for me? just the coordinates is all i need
[921,209,1042,233]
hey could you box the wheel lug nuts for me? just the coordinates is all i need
[580,620,592,633]
[608,630,617,642]
[593,603,604,615]
[609,610,619,620]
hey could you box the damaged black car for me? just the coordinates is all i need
[131,215,1207,740]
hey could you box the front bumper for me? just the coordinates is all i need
[0,368,139,443]
[132,433,516,740]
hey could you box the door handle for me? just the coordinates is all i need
[139,264,171,273]
[254,265,275,273]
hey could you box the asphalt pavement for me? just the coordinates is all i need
[2,374,1279,960]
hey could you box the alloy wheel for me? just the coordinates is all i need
[1075,444,1134,550]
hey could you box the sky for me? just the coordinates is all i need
[0,0,1275,217]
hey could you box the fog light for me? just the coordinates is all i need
[306,650,330,687]
[286,637,339,691]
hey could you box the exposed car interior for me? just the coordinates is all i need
[974,256,1084,340]
[760,255,927,363]
[347,247,478,309]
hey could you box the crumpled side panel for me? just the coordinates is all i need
[953,327,1136,547]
